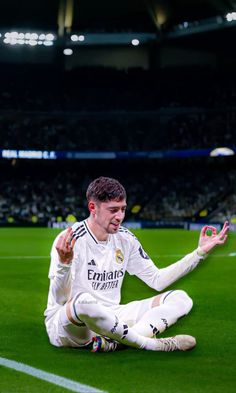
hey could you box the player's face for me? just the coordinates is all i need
[94,199,127,235]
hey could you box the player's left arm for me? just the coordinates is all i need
[197,220,229,254]
[128,221,229,292]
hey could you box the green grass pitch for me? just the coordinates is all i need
[0,227,236,393]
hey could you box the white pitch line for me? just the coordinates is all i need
[0,357,107,393]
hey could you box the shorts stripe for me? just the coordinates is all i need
[71,294,86,326]
[162,290,175,303]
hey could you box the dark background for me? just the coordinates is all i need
[0,0,236,226]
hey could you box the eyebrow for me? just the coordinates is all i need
[107,205,127,209]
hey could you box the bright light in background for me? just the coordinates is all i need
[131,39,140,46]
[43,41,53,46]
[63,48,73,55]
[30,33,38,40]
[226,12,236,21]
[210,147,235,157]
[28,40,37,46]
[45,33,54,41]
[71,34,85,42]
[71,34,79,41]
[2,31,56,46]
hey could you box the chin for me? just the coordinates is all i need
[109,225,120,233]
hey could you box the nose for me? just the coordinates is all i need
[115,210,124,221]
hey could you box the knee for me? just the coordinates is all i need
[163,289,193,315]
[73,292,98,320]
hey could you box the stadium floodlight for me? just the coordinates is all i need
[63,48,73,55]
[226,12,236,22]
[71,34,79,41]
[25,33,31,39]
[210,147,235,156]
[28,40,37,46]
[43,40,53,46]
[45,33,54,41]
[30,33,38,40]
[9,39,17,45]
[2,30,56,46]
[9,31,19,38]
[131,38,140,46]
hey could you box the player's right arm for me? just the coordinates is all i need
[48,227,76,306]
[55,226,76,265]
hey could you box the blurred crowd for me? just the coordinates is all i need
[0,159,235,225]
[0,65,236,225]
[0,65,236,151]
[0,109,235,151]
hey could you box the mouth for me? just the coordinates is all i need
[110,222,120,230]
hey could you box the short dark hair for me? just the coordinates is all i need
[86,176,126,203]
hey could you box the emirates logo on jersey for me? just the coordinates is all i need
[115,249,124,264]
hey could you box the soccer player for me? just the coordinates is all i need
[44,176,229,352]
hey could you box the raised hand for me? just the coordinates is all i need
[55,226,76,264]
[198,221,229,254]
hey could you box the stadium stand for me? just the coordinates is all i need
[0,65,236,225]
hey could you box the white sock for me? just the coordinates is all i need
[133,290,193,337]
[73,292,157,350]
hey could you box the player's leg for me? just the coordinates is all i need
[132,289,193,337]
[69,291,195,352]
[46,303,95,348]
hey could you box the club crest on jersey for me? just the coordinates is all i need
[115,249,124,264]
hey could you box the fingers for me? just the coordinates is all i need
[65,227,74,249]
[200,225,217,237]
[206,226,217,236]
[200,225,208,237]
[55,226,76,264]
[217,234,228,244]
[70,236,77,249]
[56,227,76,252]
[221,221,230,233]
[218,221,230,240]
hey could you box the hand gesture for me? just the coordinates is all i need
[55,227,76,265]
[198,221,229,254]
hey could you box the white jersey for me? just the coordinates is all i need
[45,220,204,324]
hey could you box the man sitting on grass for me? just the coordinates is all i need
[45,176,229,352]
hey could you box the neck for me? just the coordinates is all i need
[87,217,108,242]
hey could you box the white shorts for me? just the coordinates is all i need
[46,295,156,348]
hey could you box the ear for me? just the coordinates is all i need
[88,201,96,215]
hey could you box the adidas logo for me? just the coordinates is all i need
[88,259,96,266]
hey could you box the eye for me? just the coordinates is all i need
[109,209,118,213]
